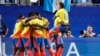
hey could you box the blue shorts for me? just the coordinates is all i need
[54,34,63,45]
[60,24,70,33]
[22,38,33,48]
[53,24,70,33]
[12,38,23,48]
[33,37,44,49]
[44,38,51,48]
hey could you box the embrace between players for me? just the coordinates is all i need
[11,2,69,56]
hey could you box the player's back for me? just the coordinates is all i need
[42,17,49,38]
[11,20,24,38]
[55,8,69,24]
[29,18,44,37]
[21,19,31,38]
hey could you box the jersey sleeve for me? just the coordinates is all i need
[55,10,59,17]
[54,17,61,26]
[29,19,36,25]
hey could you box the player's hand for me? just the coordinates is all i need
[10,34,13,38]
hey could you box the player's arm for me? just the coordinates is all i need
[41,25,49,30]
[29,19,42,29]
[32,24,41,29]
[33,23,48,30]
[41,19,49,30]
[43,18,49,29]
[23,18,32,26]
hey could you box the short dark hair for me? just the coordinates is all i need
[66,29,71,33]
[28,12,40,17]
[88,25,92,27]
[28,12,34,17]
[18,14,24,19]
[59,2,64,8]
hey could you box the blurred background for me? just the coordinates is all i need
[0,0,100,6]
[0,0,100,56]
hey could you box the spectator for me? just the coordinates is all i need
[0,14,8,37]
[71,0,92,6]
[0,14,8,56]
[86,25,96,37]
[63,30,74,38]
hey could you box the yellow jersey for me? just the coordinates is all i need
[29,18,44,37]
[54,17,62,26]
[55,8,69,24]
[21,19,31,38]
[11,20,23,38]
[42,18,49,39]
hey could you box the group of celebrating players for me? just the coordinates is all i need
[10,2,69,56]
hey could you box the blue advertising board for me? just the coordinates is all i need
[1,38,100,56]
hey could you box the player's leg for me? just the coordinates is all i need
[13,47,18,56]
[56,36,63,56]
[56,44,63,56]
[54,34,63,56]
[26,47,33,56]
[12,38,22,56]
[40,38,46,56]
[22,38,33,56]
[33,38,41,56]
[19,47,24,56]
[44,38,54,56]
[19,38,24,56]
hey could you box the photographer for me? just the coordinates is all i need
[79,30,87,38]
[86,25,96,37]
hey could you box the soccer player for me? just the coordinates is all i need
[41,16,54,56]
[21,12,36,56]
[54,2,70,33]
[10,15,25,56]
[50,2,70,56]
[29,12,45,56]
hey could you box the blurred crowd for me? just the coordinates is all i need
[63,25,100,38]
[0,0,100,6]
[71,0,100,6]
